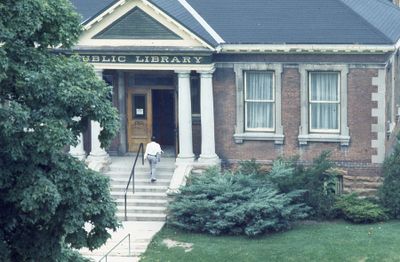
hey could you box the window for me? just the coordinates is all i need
[309,72,340,132]
[245,71,275,131]
[233,64,284,144]
[133,94,146,119]
[299,65,350,146]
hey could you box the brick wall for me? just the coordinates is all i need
[212,64,383,192]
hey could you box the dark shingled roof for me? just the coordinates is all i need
[148,0,218,46]
[70,0,400,46]
[70,0,116,23]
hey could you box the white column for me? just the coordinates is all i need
[86,69,111,172]
[176,70,194,163]
[70,133,86,161]
[198,69,220,165]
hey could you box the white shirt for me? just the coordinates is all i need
[144,141,163,159]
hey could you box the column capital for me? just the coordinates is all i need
[198,68,216,77]
[175,70,191,77]
[94,68,104,78]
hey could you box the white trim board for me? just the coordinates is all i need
[177,0,225,44]
[78,0,215,50]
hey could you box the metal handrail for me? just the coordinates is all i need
[98,233,131,262]
[124,143,144,221]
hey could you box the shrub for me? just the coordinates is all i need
[167,169,310,236]
[379,133,400,218]
[236,158,262,176]
[270,152,340,219]
[335,194,388,223]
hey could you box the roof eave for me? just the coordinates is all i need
[219,44,396,54]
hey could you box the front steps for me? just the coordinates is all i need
[80,156,175,261]
[105,156,175,221]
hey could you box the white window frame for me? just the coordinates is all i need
[299,64,350,146]
[308,71,340,133]
[244,70,276,132]
[233,63,284,144]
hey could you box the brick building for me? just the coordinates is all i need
[68,0,400,194]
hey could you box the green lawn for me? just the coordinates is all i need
[140,221,400,262]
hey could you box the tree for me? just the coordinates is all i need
[0,0,120,261]
[379,133,400,218]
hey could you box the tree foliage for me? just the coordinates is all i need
[0,0,120,260]
[379,133,400,218]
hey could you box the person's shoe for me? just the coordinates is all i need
[151,178,157,182]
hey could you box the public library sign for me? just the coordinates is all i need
[79,54,212,64]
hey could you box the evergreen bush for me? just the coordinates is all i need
[379,133,400,218]
[167,168,310,236]
[335,194,388,223]
[270,152,340,219]
[236,158,262,176]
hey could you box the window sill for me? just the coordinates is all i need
[234,132,284,144]
[298,134,350,146]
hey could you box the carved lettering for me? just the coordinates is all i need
[170,56,181,63]
[81,56,90,62]
[78,54,207,64]
[161,56,169,63]
[182,57,191,63]
[193,56,202,64]
[92,56,100,62]
[136,56,144,63]
[102,56,111,62]
[117,56,126,63]
[151,56,160,63]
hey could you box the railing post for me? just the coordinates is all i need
[141,143,144,165]
[124,194,127,221]
[124,143,144,222]
[128,234,131,256]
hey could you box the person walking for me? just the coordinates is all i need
[144,136,163,182]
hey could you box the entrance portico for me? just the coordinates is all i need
[68,0,222,170]
[70,58,220,170]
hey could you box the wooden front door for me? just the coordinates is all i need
[126,88,152,152]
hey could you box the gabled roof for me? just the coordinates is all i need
[70,0,116,24]
[148,0,219,46]
[70,0,400,46]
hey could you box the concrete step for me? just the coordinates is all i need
[111,185,168,193]
[114,199,168,207]
[108,163,175,173]
[117,213,166,221]
[110,177,171,184]
[107,177,172,185]
[85,255,140,262]
[108,167,175,173]
[112,192,167,200]
[106,171,173,179]
[119,206,166,214]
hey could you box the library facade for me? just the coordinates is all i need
[69,0,400,194]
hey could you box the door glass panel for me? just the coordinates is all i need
[133,94,146,119]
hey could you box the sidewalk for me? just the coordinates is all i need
[80,221,165,262]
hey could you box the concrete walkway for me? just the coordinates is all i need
[80,221,165,261]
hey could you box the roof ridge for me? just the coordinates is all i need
[177,0,225,44]
[337,0,393,44]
